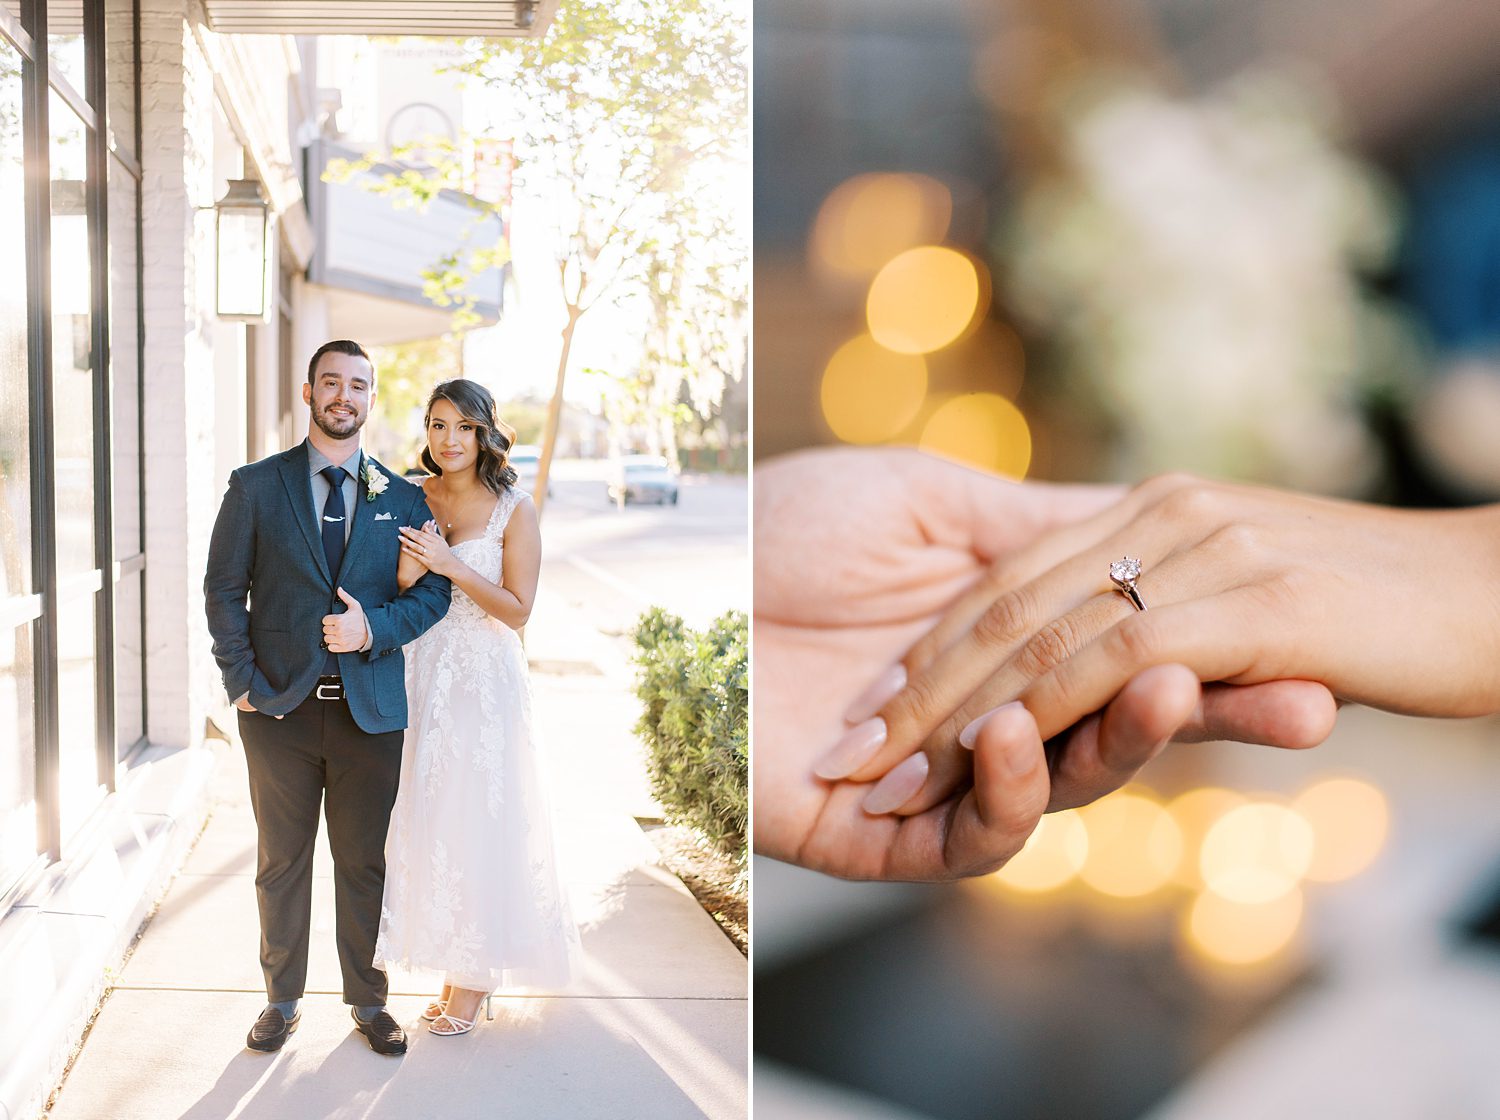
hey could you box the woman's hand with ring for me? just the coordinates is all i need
[399,521,456,577]
[755,449,1350,881]
[834,473,1500,817]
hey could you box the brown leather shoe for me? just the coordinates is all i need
[246,1006,300,1052]
[351,1008,408,1055]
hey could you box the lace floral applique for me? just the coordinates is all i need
[374,486,580,990]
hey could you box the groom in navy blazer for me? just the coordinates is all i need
[205,339,450,1056]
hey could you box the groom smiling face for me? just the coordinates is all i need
[303,349,376,441]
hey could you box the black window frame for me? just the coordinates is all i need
[0,0,144,902]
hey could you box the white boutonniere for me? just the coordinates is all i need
[362,462,389,502]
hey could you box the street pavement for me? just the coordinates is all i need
[540,466,749,648]
[42,467,749,1120]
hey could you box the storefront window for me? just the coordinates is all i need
[49,90,95,578]
[0,618,36,891]
[113,570,141,752]
[2,2,142,870]
[50,88,102,838]
[0,36,37,894]
[47,0,86,98]
[1,41,29,602]
[109,154,142,754]
[55,591,99,840]
[109,158,138,559]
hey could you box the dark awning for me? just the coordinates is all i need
[202,0,556,37]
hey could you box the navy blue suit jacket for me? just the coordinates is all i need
[204,440,451,734]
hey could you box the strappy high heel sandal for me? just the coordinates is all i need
[420,999,447,1022]
[428,994,494,1037]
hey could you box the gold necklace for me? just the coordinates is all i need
[440,486,486,530]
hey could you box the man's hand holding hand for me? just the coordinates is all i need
[322,587,369,654]
[754,447,1339,882]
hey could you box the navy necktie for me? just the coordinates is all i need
[321,465,346,673]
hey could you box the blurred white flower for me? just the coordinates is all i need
[1006,71,1403,492]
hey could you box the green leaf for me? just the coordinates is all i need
[630,608,747,870]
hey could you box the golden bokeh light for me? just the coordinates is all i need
[992,809,1089,894]
[1294,776,1390,883]
[1184,887,1304,967]
[918,392,1032,477]
[1165,787,1246,888]
[1199,802,1314,904]
[1077,790,1182,899]
[810,174,953,281]
[819,334,929,444]
[867,247,986,355]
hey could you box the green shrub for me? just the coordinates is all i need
[631,608,748,873]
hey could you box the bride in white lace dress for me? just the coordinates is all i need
[374,378,581,1036]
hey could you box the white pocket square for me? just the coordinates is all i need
[374,512,394,522]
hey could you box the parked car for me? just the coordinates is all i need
[608,455,680,505]
[509,444,550,496]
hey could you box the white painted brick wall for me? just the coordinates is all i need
[139,0,245,749]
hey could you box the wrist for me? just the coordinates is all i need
[1424,505,1500,713]
[1470,504,1500,652]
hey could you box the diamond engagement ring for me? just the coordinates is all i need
[1108,556,1147,611]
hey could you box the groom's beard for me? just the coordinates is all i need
[311,401,367,440]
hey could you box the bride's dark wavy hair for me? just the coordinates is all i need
[420,379,518,495]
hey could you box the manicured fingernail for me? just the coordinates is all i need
[812,718,887,780]
[861,753,930,815]
[1000,724,1037,777]
[959,700,1025,750]
[844,664,907,725]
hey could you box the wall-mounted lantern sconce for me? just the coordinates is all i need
[516,0,537,30]
[215,179,271,320]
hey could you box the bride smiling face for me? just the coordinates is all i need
[420,378,519,494]
[426,397,479,475]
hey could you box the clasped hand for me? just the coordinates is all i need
[836,470,1500,826]
[756,449,1352,882]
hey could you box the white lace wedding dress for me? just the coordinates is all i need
[374,485,581,991]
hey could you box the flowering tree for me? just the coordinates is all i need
[472,0,746,507]
[330,0,747,513]
[635,191,748,464]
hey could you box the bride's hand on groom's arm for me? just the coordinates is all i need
[848,474,1500,818]
[398,500,537,630]
[396,520,439,590]
[399,522,457,578]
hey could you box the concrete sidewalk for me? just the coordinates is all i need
[42,587,747,1119]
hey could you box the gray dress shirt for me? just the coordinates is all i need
[308,441,364,548]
